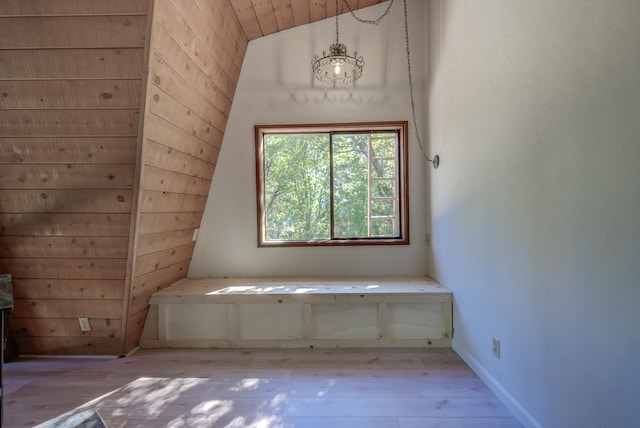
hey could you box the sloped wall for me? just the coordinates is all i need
[0,0,149,354]
[122,0,247,353]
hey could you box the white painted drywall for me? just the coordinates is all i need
[190,0,432,277]
[428,1,640,427]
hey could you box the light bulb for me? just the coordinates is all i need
[334,63,341,75]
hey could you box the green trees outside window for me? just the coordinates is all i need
[255,122,409,247]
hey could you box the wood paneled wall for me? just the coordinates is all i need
[0,0,149,354]
[0,0,379,355]
[230,0,385,40]
[122,0,247,353]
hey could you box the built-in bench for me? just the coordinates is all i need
[140,276,453,349]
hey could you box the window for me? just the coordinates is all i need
[255,121,409,247]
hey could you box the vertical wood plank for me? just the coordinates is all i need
[303,303,312,339]
[228,303,239,340]
[310,0,328,22]
[378,302,389,339]
[442,302,453,340]
[291,0,311,26]
[230,0,263,39]
[251,0,279,36]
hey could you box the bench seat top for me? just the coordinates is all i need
[150,276,451,304]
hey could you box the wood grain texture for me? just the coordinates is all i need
[0,49,145,79]
[0,16,147,49]
[121,0,248,354]
[152,9,236,103]
[137,212,203,235]
[229,0,384,41]
[140,166,211,196]
[0,189,133,213]
[310,0,328,22]
[136,229,197,256]
[10,317,121,338]
[273,0,295,32]
[130,259,190,301]
[0,137,137,163]
[0,258,127,280]
[172,0,242,78]
[13,299,122,319]
[291,0,311,26]
[124,309,149,350]
[143,140,215,179]
[3,348,522,427]
[0,164,134,189]
[0,236,129,258]
[231,0,263,39]
[0,213,131,236]
[252,0,280,36]
[11,278,125,300]
[0,0,148,16]
[150,56,228,133]
[145,114,221,163]
[134,243,195,276]
[0,109,140,137]
[0,80,142,109]
[147,89,223,148]
[0,0,147,356]
[138,190,207,213]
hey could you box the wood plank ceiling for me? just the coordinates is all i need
[232,0,386,40]
[0,0,386,355]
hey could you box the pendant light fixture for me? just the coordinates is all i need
[312,0,440,168]
[312,0,364,85]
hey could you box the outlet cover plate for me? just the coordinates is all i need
[79,317,92,332]
[492,337,501,359]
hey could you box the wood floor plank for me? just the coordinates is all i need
[3,348,522,428]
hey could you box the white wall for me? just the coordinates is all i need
[428,1,640,427]
[190,0,431,277]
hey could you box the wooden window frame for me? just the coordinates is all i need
[255,121,410,247]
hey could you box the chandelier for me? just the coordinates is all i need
[312,0,364,85]
[311,0,439,167]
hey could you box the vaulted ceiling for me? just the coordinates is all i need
[231,0,386,40]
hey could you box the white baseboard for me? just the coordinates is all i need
[452,339,542,428]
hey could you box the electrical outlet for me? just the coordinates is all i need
[492,337,501,359]
[79,317,92,332]
[192,228,199,241]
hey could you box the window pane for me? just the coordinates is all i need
[263,133,330,241]
[373,179,395,198]
[371,134,396,158]
[333,134,369,238]
[371,218,395,236]
[256,122,409,247]
[371,159,395,179]
[371,199,395,217]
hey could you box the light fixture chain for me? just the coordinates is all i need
[402,0,434,164]
[342,0,395,26]
[335,0,340,43]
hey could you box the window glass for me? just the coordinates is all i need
[255,122,409,246]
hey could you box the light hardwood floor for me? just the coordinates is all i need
[4,348,522,428]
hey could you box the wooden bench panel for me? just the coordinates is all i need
[142,277,453,349]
